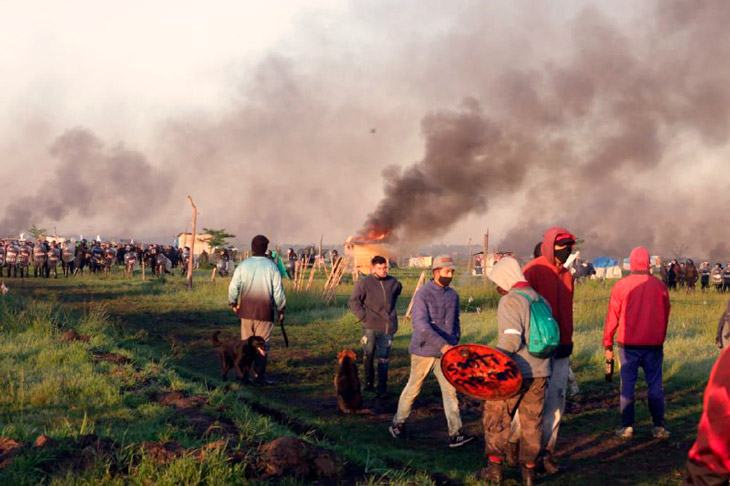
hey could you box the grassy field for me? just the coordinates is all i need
[0,266,724,485]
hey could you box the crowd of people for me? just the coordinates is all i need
[225,230,729,485]
[0,238,223,279]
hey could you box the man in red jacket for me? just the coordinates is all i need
[523,226,576,473]
[604,246,671,439]
[684,348,730,485]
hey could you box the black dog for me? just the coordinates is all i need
[211,331,266,382]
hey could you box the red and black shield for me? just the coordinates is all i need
[441,344,523,401]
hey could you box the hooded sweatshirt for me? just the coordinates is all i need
[687,347,730,478]
[489,257,552,379]
[603,247,670,350]
[523,227,575,358]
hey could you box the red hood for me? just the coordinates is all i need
[540,226,575,268]
[630,247,650,272]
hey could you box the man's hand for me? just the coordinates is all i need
[441,344,453,355]
[278,310,285,325]
[604,348,614,361]
[230,304,239,314]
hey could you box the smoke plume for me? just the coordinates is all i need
[0,128,169,238]
[359,0,730,258]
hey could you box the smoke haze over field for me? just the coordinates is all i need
[2,1,730,259]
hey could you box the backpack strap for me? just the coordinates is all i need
[514,290,537,303]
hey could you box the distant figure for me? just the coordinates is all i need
[604,247,671,439]
[683,348,730,486]
[684,260,699,293]
[716,297,730,350]
[711,263,724,292]
[724,264,730,293]
[700,261,711,291]
[667,260,678,290]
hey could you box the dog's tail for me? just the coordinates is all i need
[211,331,222,347]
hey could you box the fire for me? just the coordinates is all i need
[346,225,390,245]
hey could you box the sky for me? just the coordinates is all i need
[1,1,729,259]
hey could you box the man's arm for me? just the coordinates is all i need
[271,265,286,312]
[227,265,243,308]
[348,280,368,322]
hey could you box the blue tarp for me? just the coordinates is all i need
[592,256,619,268]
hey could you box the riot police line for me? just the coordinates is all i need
[0,239,234,280]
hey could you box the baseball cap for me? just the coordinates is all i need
[432,254,456,270]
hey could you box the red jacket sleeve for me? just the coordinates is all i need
[603,284,623,349]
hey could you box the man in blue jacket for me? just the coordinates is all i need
[389,255,474,448]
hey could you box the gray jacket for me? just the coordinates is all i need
[349,275,402,335]
[496,287,552,379]
[489,257,552,379]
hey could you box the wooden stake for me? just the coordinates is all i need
[483,230,489,287]
[403,270,427,324]
[142,259,146,281]
[306,259,318,291]
[187,195,198,290]
[210,266,217,283]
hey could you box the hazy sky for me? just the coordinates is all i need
[2,1,729,259]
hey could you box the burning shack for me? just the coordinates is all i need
[344,235,394,274]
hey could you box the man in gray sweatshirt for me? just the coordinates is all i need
[482,257,552,486]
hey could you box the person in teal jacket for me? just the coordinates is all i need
[228,235,286,384]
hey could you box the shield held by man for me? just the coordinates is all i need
[441,344,523,401]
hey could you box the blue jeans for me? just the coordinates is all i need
[618,347,665,427]
[362,329,393,393]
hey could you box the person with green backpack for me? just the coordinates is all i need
[480,256,559,486]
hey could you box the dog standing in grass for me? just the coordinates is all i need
[212,331,267,383]
[335,350,364,413]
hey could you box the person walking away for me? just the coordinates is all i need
[389,255,474,448]
[700,261,711,292]
[227,235,286,385]
[349,255,402,398]
[522,227,576,473]
[715,297,730,350]
[481,257,552,486]
[604,246,671,439]
[683,348,730,486]
[685,260,699,293]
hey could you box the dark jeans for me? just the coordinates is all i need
[619,347,665,427]
[362,329,393,393]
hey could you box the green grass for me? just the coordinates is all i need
[0,267,724,485]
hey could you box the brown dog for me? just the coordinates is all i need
[335,350,366,413]
[212,331,266,382]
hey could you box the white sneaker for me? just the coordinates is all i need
[652,426,671,439]
[615,426,633,439]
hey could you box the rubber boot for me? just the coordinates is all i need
[376,359,389,397]
[362,353,375,391]
[521,464,536,486]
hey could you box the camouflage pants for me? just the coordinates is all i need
[483,378,547,465]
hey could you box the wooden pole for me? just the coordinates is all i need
[187,196,197,290]
[483,230,489,287]
[403,270,427,324]
[467,237,473,274]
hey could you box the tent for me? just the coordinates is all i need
[591,257,622,279]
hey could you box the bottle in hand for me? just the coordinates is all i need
[605,359,614,382]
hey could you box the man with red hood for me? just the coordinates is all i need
[604,246,671,439]
[684,348,730,485]
[522,227,575,472]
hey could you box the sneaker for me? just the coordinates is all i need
[615,426,633,439]
[652,426,671,439]
[389,423,405,439]
[449,434,475,448]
